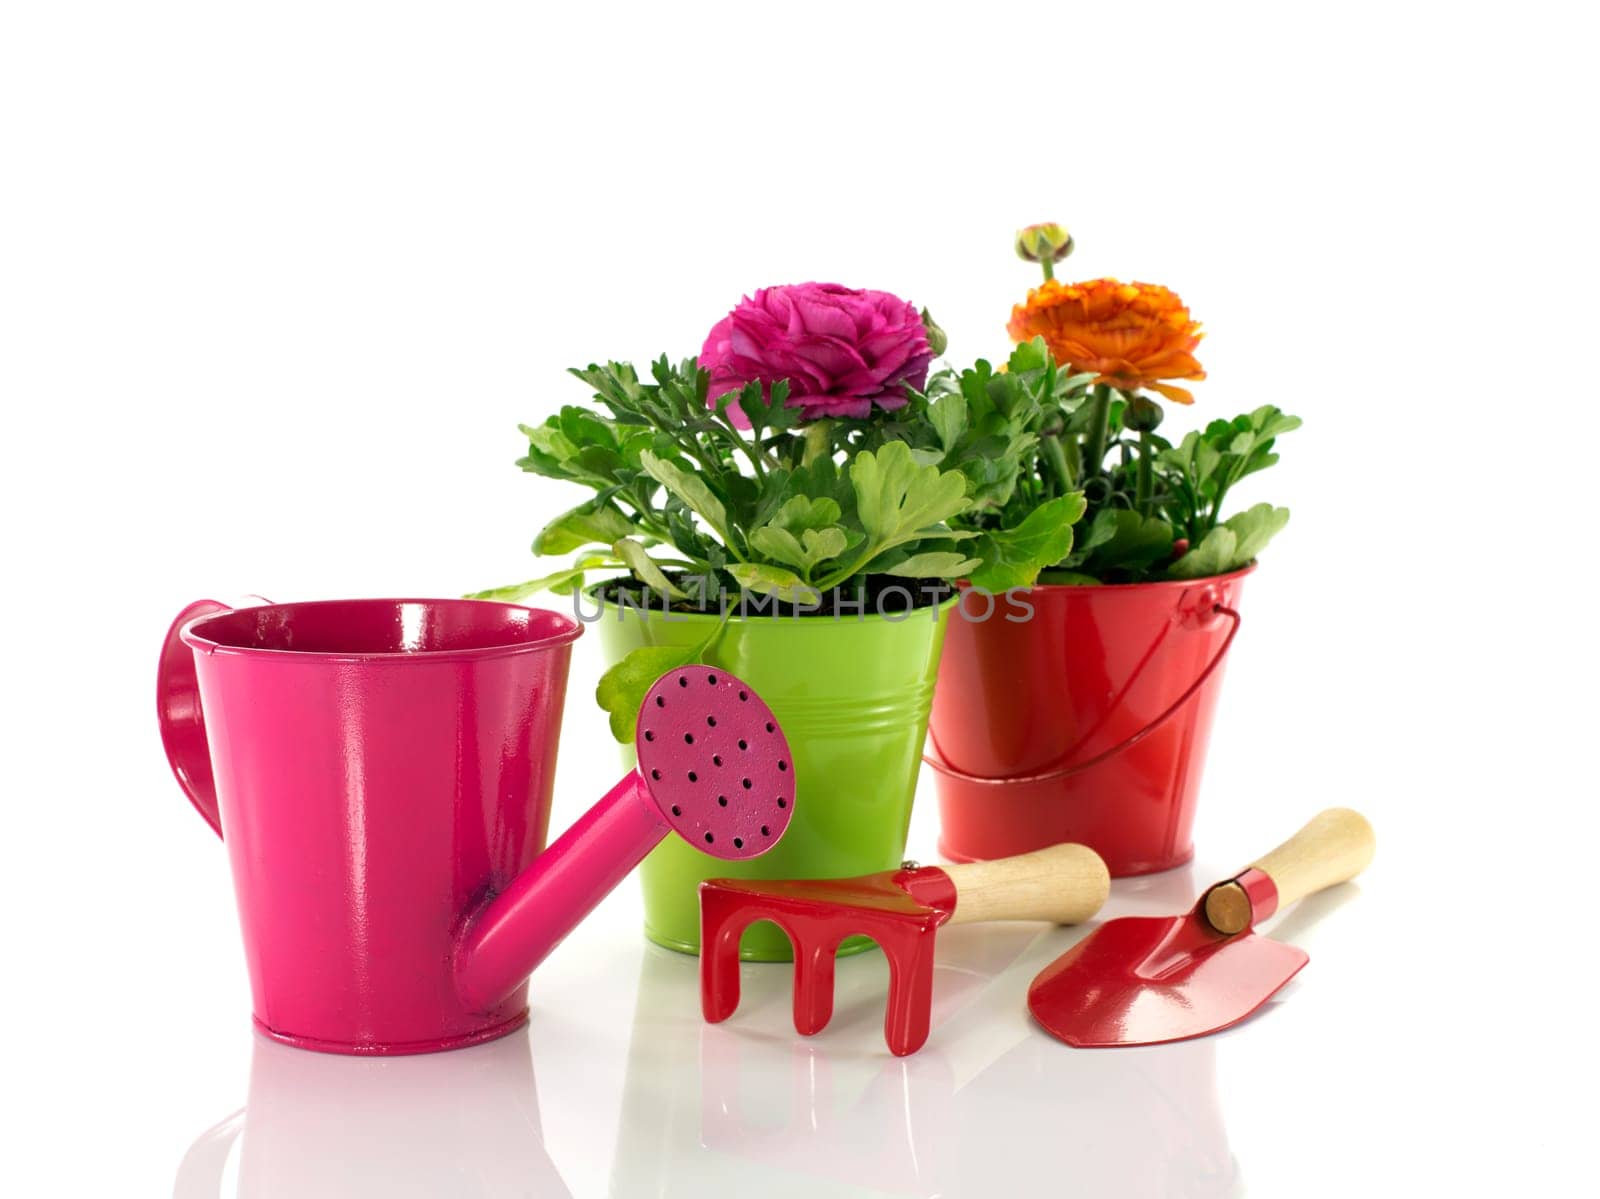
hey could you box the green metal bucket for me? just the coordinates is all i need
[595,592,956,960]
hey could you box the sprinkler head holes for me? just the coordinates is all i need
[635,670,795,860]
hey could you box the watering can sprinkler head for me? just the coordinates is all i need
[453,668,796,1010]
[631,666,795,859]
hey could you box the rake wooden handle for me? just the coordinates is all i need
[940,843,1109,926]
[1204,807,1376,934]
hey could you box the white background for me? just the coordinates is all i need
[3,2,1596,1195]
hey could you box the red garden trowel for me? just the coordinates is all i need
[702,843,1110,1056]
[1029,808,1375,1048]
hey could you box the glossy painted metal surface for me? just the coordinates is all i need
[158,597,579,1054]
[597,593,957,959]
[1028,868,1308,1047]
[927,568,1252,876]
[156,598,794,1055]
[701,864,960,1056]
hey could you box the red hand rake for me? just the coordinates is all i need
[700,843,1109,1056]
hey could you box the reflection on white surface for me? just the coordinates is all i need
[174,1028,570,1198]
[165,869,1373,1198]
[1105,863,1203,914]
[609,915,1241,1199]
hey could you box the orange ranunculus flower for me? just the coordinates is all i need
[1007,278,1206,404]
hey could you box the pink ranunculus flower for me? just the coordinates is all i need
[699,283,933,422]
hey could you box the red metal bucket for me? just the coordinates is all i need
[926,567,1251,876]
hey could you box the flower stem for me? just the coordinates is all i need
[1040,257,1055,282]
[1136,429,1153,515]
[1042,433,1075,496]
[801,420,833,467]
[1083,384,1112,480]
[721,421,767,481]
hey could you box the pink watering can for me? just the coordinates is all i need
[157,596,796,1055]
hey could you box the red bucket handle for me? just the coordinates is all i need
[924,603,1241,787]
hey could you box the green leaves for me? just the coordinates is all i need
[743,495,851,577]
[770,494,842,534]
[533,501,637,556]
[748,525,849,576]
[639,449,731,547]
[1166,528,1238,579]
[735,378,802,443]
[884,550,983,578]
[495,357,992,607]
[929,390,967,455]
[612,538,688,600]
[1168,503,1290,578]
[1157,405,1301,550]
[1224,502,1291,564]
[506,350,1013,604]
[1077,509,1175,575]
[727,562,815,601]
[849,439,971,558]
[484,338,1297,611]
[865,344,1300,585]
[1126,402,1297,582]
[853,338,1091,549]
[595,644,701,742]
[968,493,1088,591]
[467,552,619,602]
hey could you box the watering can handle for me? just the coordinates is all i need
[923,603,1241,786]
[156,596,271,839]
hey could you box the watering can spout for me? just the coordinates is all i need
[458,665,798,1011]
[455,773,662,1010]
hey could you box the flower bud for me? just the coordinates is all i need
[1123,394,1165,432]
[1014,222,1075,264]
[920,307,948,357]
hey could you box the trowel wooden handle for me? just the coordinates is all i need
[1205,808,1376,934]
[940,843,1110,926]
